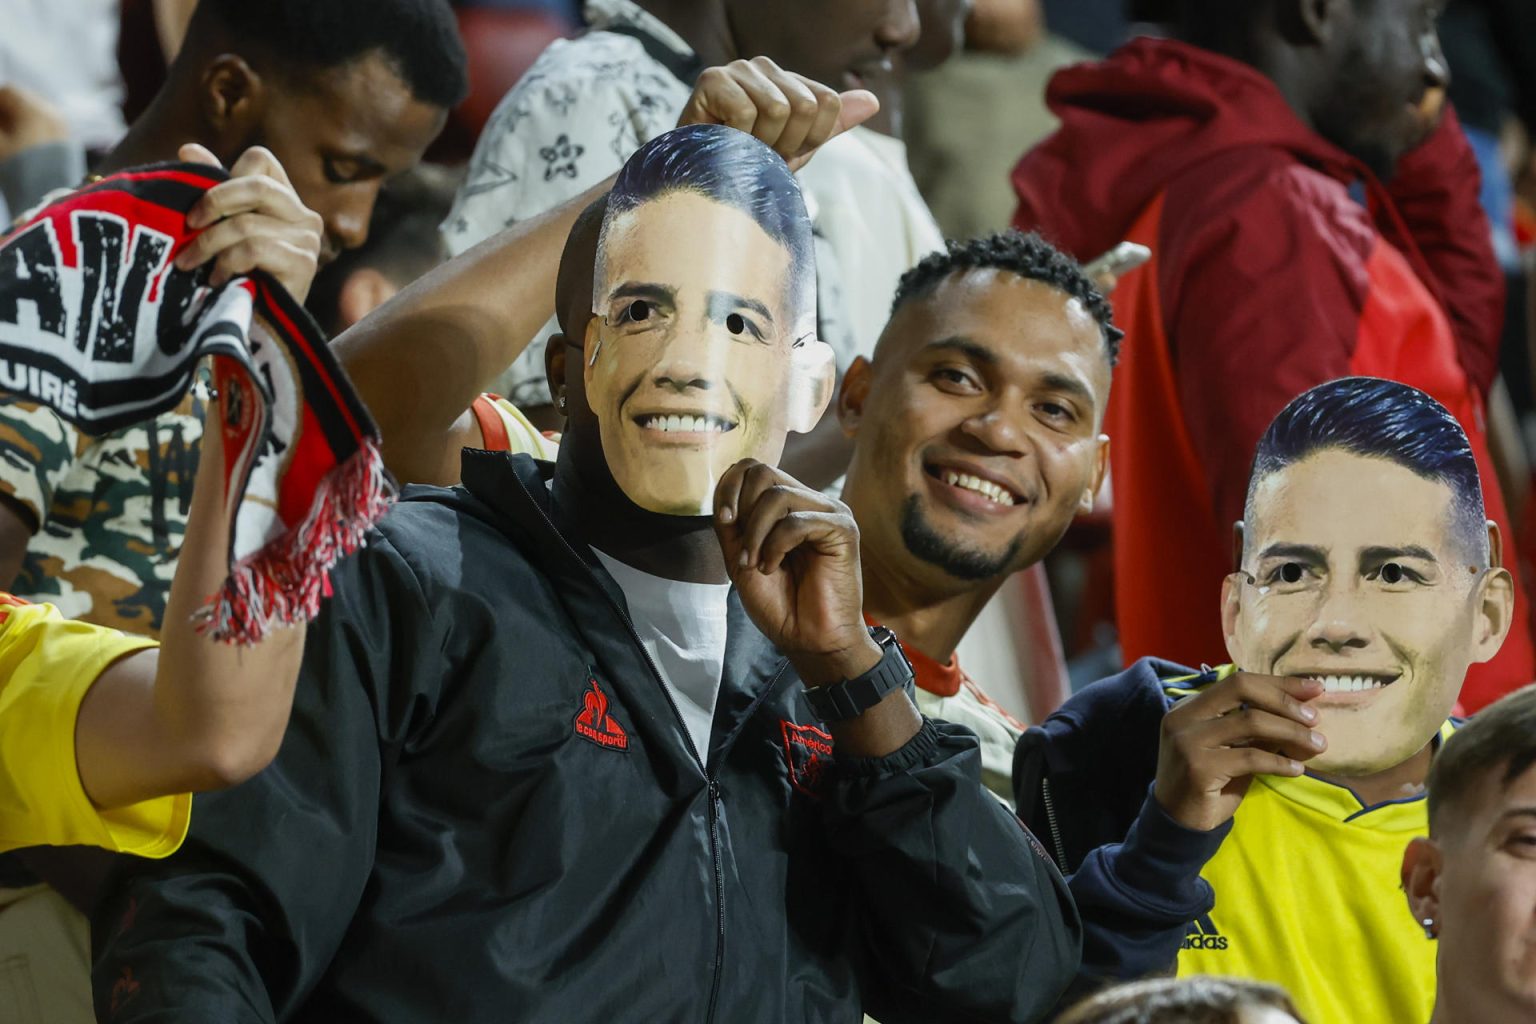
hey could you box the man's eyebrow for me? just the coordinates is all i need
[921,336,997,366]
[607,282,676,305]
[1038,370,1095,409]
[1359,545,1439,564]
[706,291,774,324]
[1257,543,1328,564]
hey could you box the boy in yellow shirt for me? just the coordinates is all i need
[1016,378,1513,1023]
[0,389,304,857]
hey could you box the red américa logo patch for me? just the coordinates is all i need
[781,720,834,797]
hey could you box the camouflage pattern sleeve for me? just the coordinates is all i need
[0,398,80,532]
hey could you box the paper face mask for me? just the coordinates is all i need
[584,124,835,517]
[1223,379,1509,778]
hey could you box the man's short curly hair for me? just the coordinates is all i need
[183,0,468,110]
[889,230,1122,366]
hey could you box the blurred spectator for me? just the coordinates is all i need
[904,0,1091,239]
[1441,0,1536,270]
[1057,977,1308,1024]
[1011,0,1536,712]
[1406,682,1536,1024]
[1038,0,1128,56]
[1438,1,1536,453]
[1,0,141,151]
[307,164,462,335]
[0,83,83,223]
[442,0,937,437]
[0,0,196,223]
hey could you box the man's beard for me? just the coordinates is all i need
[899,495,1019,582]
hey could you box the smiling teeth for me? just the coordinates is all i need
[1309,675,1388,693]
[941,470,1015,507]
[640,414,731,433]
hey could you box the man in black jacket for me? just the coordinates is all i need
[91,122,1080,1024]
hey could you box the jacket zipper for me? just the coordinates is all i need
[1039,776,1070,874]
[533,504,729,1019]
[705,779,725,1022]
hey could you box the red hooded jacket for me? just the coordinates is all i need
[1013,38,1532,711]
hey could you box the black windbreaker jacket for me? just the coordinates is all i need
[92,451,1081,1024]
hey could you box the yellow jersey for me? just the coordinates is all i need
[0,597,189,856]
[1175,719,1449,1024]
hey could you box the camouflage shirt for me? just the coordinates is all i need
[0,393,204,638]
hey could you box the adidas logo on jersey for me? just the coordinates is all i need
[1181,914,1229,951]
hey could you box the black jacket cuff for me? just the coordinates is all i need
[834,718,942,776]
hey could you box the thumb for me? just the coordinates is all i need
[785,89,880,173]
[178,142,223,168]
[832,90,879,137]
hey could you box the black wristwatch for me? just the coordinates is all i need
[804,626,916,722]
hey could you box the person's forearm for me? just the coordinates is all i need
[332,178,612,465]
[75,412,304,809]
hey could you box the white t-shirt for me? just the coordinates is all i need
[593,549,730,761]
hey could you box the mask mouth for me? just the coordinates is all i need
[923,461,1025,510]
[1291,671,1401,696]
[632,411,738,436]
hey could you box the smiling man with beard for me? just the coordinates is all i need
[835,232,1115,797]
[1016,376,1515,1024]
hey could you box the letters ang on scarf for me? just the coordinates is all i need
[0,162,390,643]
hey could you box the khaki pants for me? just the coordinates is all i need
[0,886,93,1024]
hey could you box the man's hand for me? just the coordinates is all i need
[0,84,69,164]
[714,460,881,684]
[1153,672,1327,832]
[173,144,325,302]
[678,57,879,172]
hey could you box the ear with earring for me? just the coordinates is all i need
[1422,917,1437,940]
[556,386,568,415]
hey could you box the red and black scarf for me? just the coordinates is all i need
[0,162,390,643]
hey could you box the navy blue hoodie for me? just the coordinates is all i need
[1013,658,1232,995]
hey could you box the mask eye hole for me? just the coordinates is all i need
[726,313,746,336]
[1382,562,1404,584]
[627,299,651,322]
[1280,562,1303,584]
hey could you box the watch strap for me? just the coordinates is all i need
[804,626,915,722]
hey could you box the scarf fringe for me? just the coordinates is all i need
[194,439,395,644]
